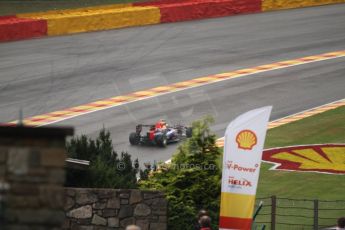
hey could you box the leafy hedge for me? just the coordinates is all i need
[65,129,139,189]
[140,117,221,229]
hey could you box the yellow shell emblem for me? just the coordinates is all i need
[236,130,257,150]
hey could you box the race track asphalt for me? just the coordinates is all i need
[0,4,344,165]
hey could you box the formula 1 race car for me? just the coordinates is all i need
[129,122,192,147]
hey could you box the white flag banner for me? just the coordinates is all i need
[219,106,272,230]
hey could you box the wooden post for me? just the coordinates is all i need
[314,199,319,230]
[271,196,276,230]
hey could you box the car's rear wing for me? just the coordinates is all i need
[137,124,155,127]
[135,124,155,133]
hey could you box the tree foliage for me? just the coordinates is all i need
[140,117,222,229]
[65,129,139,189]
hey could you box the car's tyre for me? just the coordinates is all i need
[155,135,167,147]
[186,127,193,138]
[129,132,140,145]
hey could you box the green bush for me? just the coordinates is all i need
[65,129,139,189]
[140,117,221,229]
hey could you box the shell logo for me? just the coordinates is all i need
[236,130,257,150]
[262,144,345,174]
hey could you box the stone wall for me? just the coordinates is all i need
[0,126,73,230]
[64,188,167,230]
[0,126,167,230]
